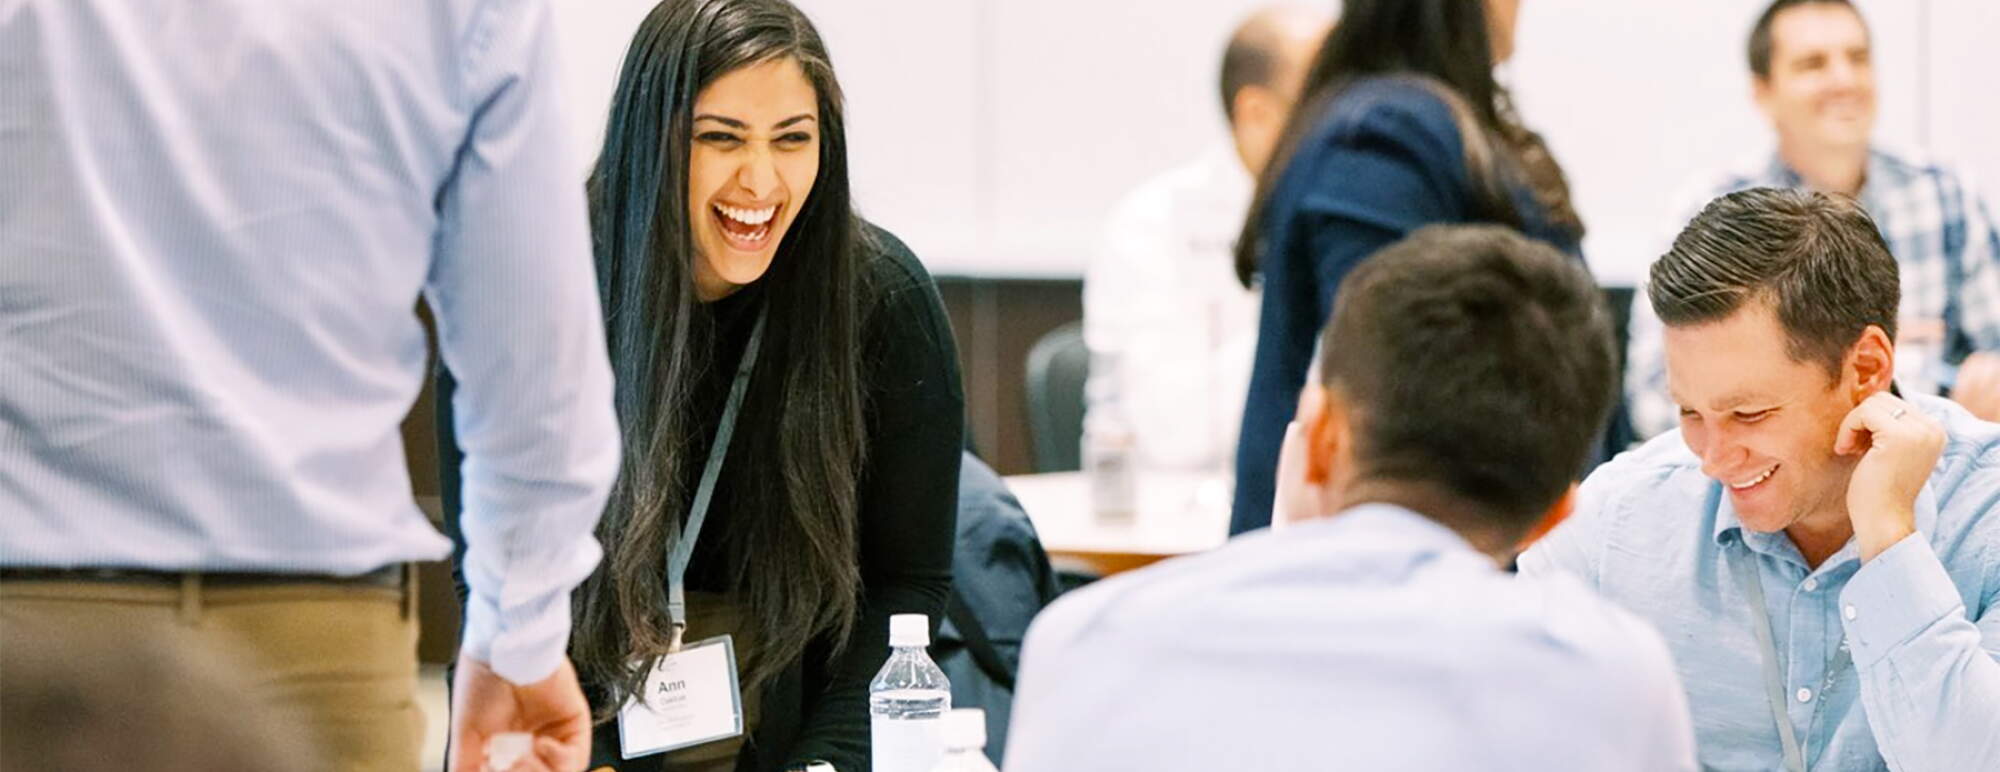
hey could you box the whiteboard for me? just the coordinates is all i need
[551,0,2000,282]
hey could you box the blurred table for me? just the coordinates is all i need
[1002,471,1232,576]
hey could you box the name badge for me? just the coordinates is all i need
[617,635,745,759]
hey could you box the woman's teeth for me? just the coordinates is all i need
[716,204,776,226]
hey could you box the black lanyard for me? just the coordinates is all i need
[666,306,768,653]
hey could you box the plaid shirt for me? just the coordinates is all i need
[1627,149,2000,437]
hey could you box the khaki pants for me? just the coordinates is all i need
[0,571,424,771]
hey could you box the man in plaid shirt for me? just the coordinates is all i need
[1626,0,2000,438]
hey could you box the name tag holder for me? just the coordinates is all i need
[617,634,745,758]
[618,307,767,760]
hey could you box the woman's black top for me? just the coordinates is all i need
[441,223,964,772]
[662,224,964,770]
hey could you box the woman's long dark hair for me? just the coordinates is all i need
[1233,0,1583,286]
[578,0,867,714]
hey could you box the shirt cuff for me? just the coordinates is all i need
[459,588,573,685]
[1839,533,1967,668]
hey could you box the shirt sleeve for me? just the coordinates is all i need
[1085,184,1227,469]
[1625,291,1677,439]
[1627,180,1724,439]
[1231,89,1467,535]
[425,0,619,685]
[1516,461,1625,586]
[1837,533,2000,769]
[787,246,965,769]
[1947,174,2000,354]
[999,588,1114,770]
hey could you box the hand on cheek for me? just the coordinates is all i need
[1834,393,1944,561]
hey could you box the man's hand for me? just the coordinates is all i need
[1835,392,1945,562]
[450,656,593,772]
[1952,352,2000,421]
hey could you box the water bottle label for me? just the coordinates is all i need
[871,715,944,772]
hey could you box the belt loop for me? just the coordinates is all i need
[178,573,201,625]
[401,563,417,620]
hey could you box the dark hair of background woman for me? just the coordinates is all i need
[1233,0,1584,286]
[580,0,868,715]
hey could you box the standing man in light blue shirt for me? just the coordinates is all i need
[0,1,618,770]
[1523,187,2000,771]
[1005,226,1697,771]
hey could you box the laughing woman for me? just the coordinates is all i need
[576,1,963,769]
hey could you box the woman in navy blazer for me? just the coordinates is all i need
[1231,0,1629,534]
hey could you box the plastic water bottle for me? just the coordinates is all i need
[870,614,951,772]
[927,709,999,772]
[1083,349,1137,523]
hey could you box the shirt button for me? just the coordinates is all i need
[1845,605,1858,620]
[1797,687,1814,703]
[1803,577,1819,591]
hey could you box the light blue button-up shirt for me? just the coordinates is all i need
[0,0,618,684]
[1005,504,1698,771]
[1522,395,2000,770]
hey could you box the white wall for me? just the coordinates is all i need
[1509,0,1929,284]
[551,0,2000,282]
[1927,0,2000,215]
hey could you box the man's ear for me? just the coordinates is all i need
[1233,84,1277,128]
[1847,324,1895,402]
[1751,75,1776,120]
[1514,483,1577,553]
[1297,383,1342,486]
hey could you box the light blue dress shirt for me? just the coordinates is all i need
[1522,395,2000,770]
[0,0,618,684]
[1005,504,1698,771]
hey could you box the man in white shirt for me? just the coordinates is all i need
[0,2,617,769]
[1083,4,1329,473]
[1007,226,1697,771]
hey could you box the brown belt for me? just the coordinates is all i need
[0,564,406,589]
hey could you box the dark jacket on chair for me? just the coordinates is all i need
[932,452,1061,767]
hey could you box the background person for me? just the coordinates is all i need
[1625,0,2000,437]
[1228,0,1623,536]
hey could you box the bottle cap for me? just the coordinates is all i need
[889,613,929,647]
[484,732,531,771]
[941,708,987,750]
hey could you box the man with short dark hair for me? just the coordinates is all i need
[1082,4,1329,474]
[1625,0,2000,437]
[1009,225,1697,771]
[1524,187,2000,771]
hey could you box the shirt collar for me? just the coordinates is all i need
[1762,148,1889,203]
[1315,502,1491,560]
[1198,142,1253,201]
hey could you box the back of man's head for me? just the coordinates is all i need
[1219,4,1330,174]
[1318,225,1617,531]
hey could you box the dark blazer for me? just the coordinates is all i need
[1229,76,1626,536]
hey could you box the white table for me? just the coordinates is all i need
[1002,472,1232,575]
